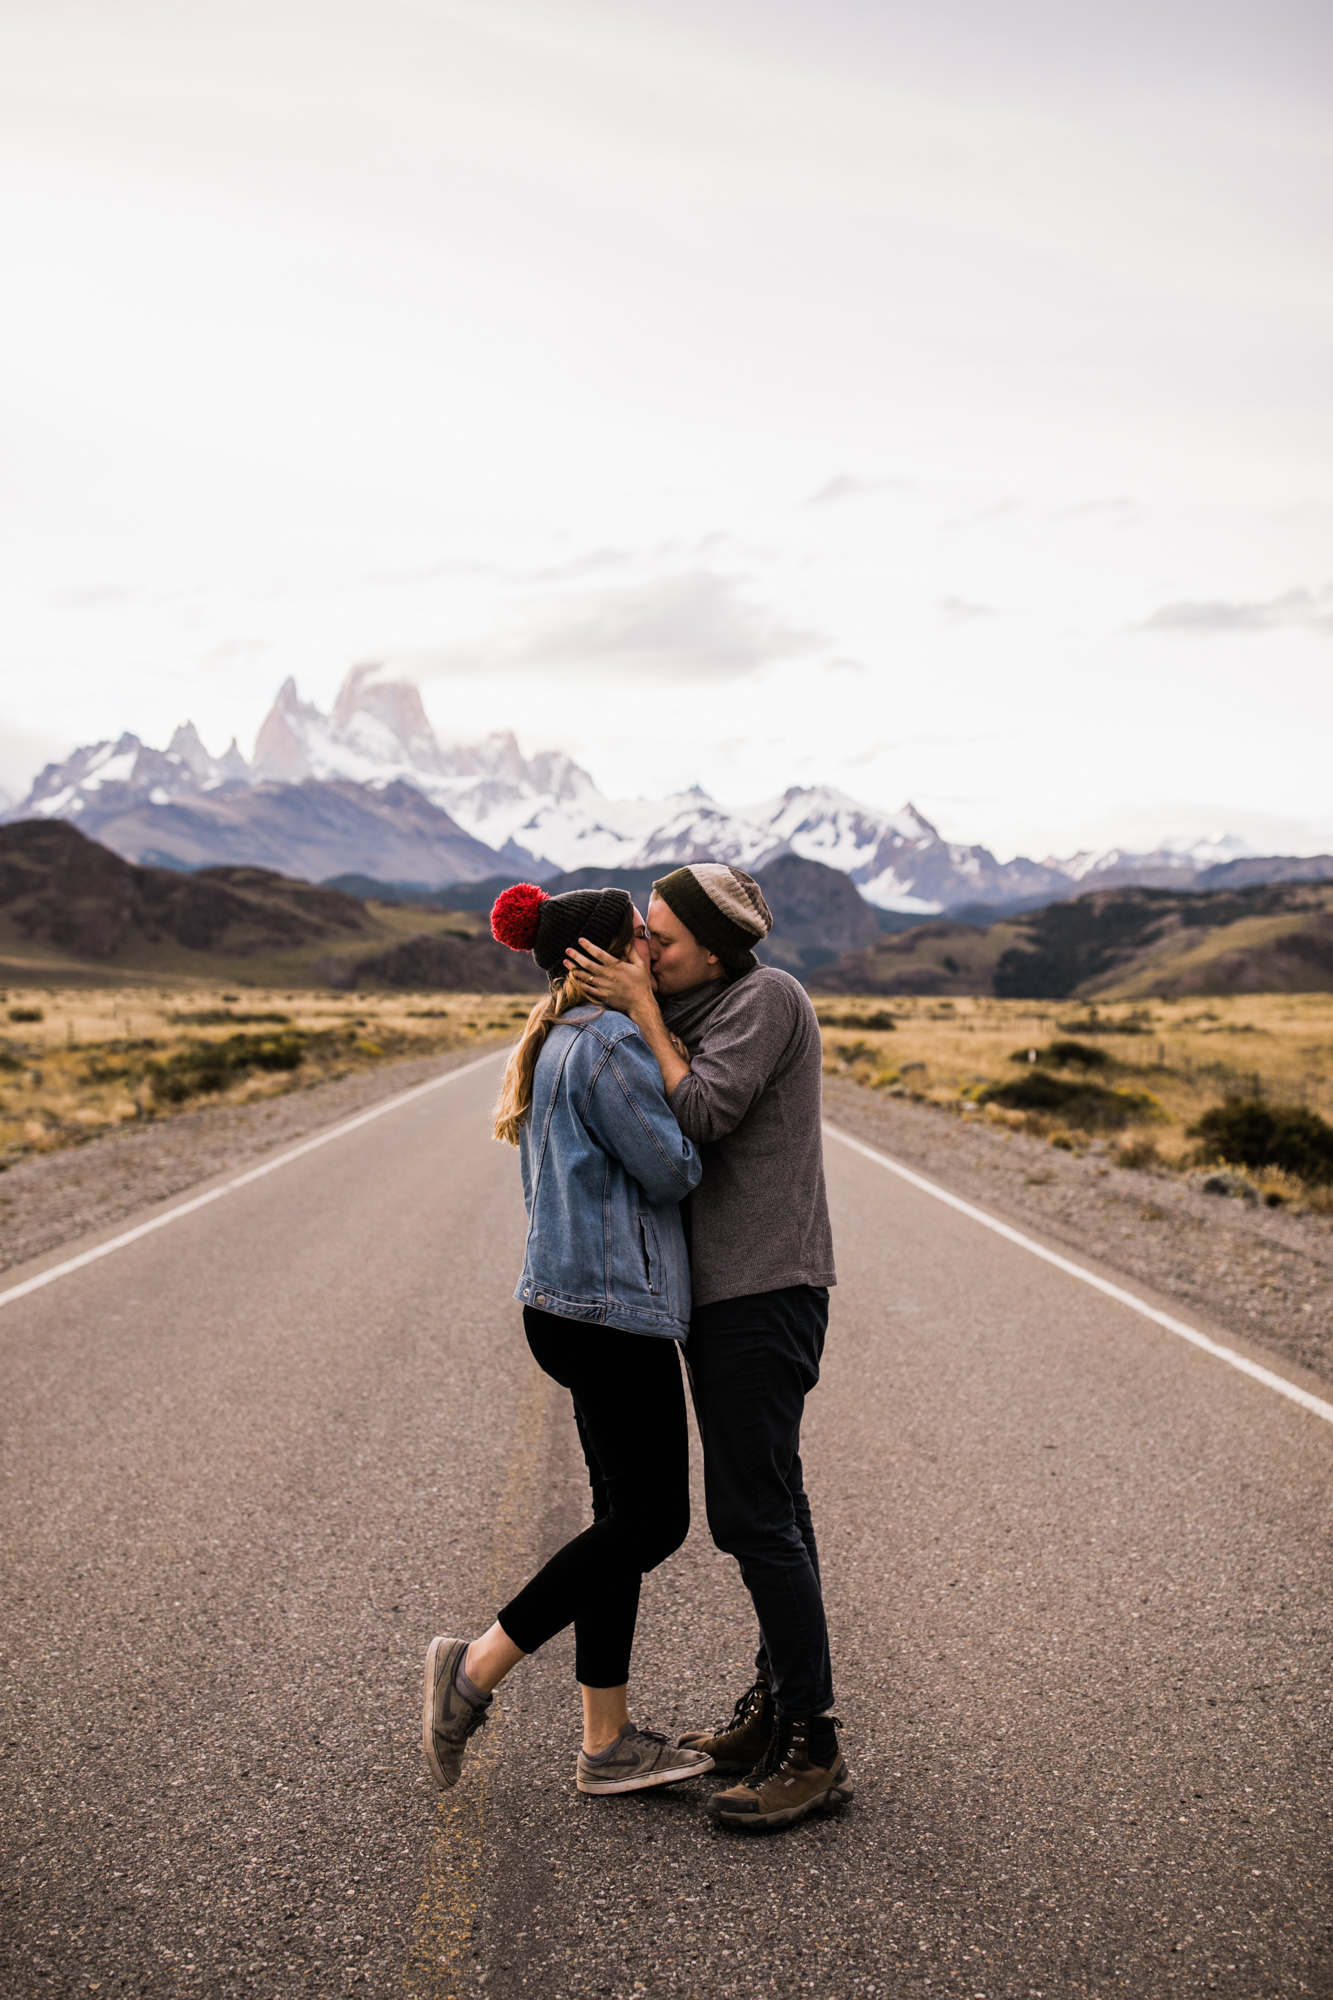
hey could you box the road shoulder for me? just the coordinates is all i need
[823,1073,1333,1391]
[0,1044,508,1276]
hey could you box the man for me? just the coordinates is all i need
[567,862,852,1832]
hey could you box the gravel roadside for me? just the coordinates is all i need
[823,1074,1333,1391]
[0,1043,507,1276]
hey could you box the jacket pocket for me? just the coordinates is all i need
[637,1211,663,1297]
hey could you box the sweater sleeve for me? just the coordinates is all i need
[667,979,799,1144]
[580,1032,704,1205]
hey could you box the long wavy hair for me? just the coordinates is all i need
[493,902,637,1146]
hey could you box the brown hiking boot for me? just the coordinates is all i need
[705,1715,852,1832]
[679,1678,774,1774]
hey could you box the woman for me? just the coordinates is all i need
[422,882,714,1796]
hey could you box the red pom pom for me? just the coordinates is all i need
[491,882,549,951]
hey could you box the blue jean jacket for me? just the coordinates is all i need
[514,1003,701,1339]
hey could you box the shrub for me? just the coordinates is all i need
[8,1007,42,1023]
[146,1029,310,1103]
[817,1009,895,1030]
[1190,1099,1333,1185]
[81,1057,128,1084]
[1009,1039,1109,1072]
[1056,1013,1148,1036]
[171,1008,292,1027]
[1115,1137,1161,1170]
[978,1071,1159,1131]
[834,1040,880,1065]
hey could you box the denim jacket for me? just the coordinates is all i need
[514,1002,702,1340]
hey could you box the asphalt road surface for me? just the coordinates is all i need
[3,1053,1331,2000]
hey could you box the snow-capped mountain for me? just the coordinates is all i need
[6,664,1265,910]
[746,786,1071,912]
[1050,833,1255,887]
[18,725,251,825]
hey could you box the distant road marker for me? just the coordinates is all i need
[0,1048,509,1314]
[826,1122,1333,1429]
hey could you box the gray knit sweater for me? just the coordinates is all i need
[661,966,836,1309]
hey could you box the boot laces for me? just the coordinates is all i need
[726,1679,770,1730]
[744,1713,841,1787]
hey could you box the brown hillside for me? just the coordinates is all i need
[814,882,1333,1000]
[0,820,543,991]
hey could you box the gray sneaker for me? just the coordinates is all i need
[576,1724,714,1796]
[422,1636,491,1789]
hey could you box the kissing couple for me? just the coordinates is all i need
[423,864,851,1833]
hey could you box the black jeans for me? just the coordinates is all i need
[497,1307,690,1688]
[686,1285,833,1718]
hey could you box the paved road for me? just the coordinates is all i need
[2,1054,1331,2000]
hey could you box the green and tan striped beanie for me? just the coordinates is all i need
[651,864,773,973]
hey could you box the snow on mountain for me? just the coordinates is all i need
[1051,832,1257,889]
[18,728,251,825]
[6,665,1265,910]
[251,666,445,788]
[251,666,774,874]
[739,786,1073,913]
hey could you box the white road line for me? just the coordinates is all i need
[0,1049,509,1314]
[825,1122,1333,1429]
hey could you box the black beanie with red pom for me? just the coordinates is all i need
[491,883,633,977]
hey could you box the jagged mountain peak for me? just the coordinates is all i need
[330,664,443,775]
[166,722,250,788]
[4,668,1267,912]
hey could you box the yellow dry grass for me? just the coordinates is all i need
[816,991,1333,1208]
[6,980,1330,1214]
[0,984,535,1166]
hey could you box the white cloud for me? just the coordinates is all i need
[1138,587,1333,635]
[1,0,1331,849]
[416,570,822,684]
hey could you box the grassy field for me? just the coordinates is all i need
[0,985,536,1167]
[815,990,1333,1211]
[5,979,1331,1217]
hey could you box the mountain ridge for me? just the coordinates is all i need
[812,881,1333,1000]
[8,664,1320,915]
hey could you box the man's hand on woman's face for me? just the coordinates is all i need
[565,937,657,1015]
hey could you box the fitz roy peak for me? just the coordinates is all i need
[7,665,1258,908]
[238,667,1077,904]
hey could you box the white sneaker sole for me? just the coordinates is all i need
[577,1753,714,1796]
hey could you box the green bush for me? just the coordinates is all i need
[818,1010,896,1031]
[8,1007,42,1024]
[979,1070,1158,1130]
[81,1057,128,1084]
[833,1040,880,1065]
[1009,1039,1109,1072]
[171,1008,293,1027]
[1190,1099,1333,1185]
[146,1029,309,1103]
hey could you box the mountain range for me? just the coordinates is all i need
[7,664,1319,916]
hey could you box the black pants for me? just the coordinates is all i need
[497,1307,690,1688]
[686,1285,834,1718]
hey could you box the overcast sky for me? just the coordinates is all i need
[2,0,1330,858]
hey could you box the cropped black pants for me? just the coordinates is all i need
[496,1306,690,1688]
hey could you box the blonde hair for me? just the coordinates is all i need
[493,905,635,1145]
